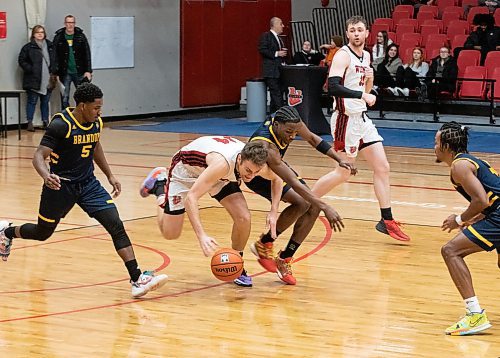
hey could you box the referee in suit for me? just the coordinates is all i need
[258,17,288,114]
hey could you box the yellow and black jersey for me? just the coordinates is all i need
[249,117,289,158]
[452,153,500,215]
[40,108,103,182]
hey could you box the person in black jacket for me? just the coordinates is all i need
[52,15,92,109]
[258,17,288,113]
[292,41,325,65]
[464,14,500,64]
[18,25,56,131]
[426,46,459,98]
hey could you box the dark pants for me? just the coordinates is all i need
[26,90,51,124]
[61,73,85,109]
[396,67,420,89]
[265,77,284,113]
[374,65,397,88]
[427,80,456,99]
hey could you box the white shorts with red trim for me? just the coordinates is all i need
[164,162,229,212]
[330,111,383,158]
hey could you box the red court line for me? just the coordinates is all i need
[0,214,332,323]
[1,237,170,295]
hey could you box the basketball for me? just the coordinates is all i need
[210,248,244,281]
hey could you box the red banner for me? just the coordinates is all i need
[0,12,6,39]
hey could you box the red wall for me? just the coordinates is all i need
[181,0,291,107]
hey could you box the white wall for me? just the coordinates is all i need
[0,0,180,125]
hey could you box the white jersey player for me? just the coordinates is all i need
[139,137,283,287]
[313,15,411,242]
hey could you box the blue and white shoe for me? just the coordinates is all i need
[140,167,167,198]
[233,272,253,287]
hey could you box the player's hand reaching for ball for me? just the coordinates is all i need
[322,205,344,232]
[339,161,358,175]
[198,235,219,257]
[108,175,121,198]
[441,214,460,233]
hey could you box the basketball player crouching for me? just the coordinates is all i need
[140,138,283,288]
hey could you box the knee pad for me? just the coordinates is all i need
[109,219,131,251]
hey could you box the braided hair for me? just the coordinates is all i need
[74,83,103,105]
[439,121,469,154]
[272,106,302,124]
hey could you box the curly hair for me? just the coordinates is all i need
[240,141,268,167]
[74,83,103,105]
[272,106,302,124]
[439,121,469,154]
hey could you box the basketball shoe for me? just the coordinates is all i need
[0,221,13,262]
[250,239,277,272]
[233,271,253,287]
[140,167,167,198]
[445,310,492,336]
[131,271,168,298]
[275,251,296,285]
[376,219,411,241]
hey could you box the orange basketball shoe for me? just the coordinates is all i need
[376,219,411,241]
[250,239,277,273]
[275,251,296,285]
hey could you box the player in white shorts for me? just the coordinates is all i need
[312,15,411,242]
[139,136,283,287]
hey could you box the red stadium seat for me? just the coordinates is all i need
[393,5,415,18]
[400,39,420,62]
[446,20,469,40]
[450,33,468,52]
[393,11,413,29]
[457,49,481,77]
[373,18,394,31]
[442,8,462,30]
[368,23,391,47]
[421,25,440,47]
[401,32,422,46]
[387,31,397,43]
[418,11,437,29]
[423,19,444,33]
[484,51,500,77]
[461,0,478,8]
[419,5,439,18]
[394,17,417,31]
[459,65,487,99]
[438,0,457,17]
[396,24,417,43]
[487,67,500,100]
[495,8,500,27]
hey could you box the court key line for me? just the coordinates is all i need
[0,217,332,323]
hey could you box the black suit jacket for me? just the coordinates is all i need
[258,31,283,78]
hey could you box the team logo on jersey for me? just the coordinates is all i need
[287,87,303,106]
[172,196,182,205]
[349,146,357,154]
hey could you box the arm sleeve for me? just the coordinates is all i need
[328,76,363,98]
[40,116,69,149]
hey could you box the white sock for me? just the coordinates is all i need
[464,296,482,313]
[156,194,166,206]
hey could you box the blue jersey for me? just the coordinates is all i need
[40,108,103,182]
[451,153,500,215]
[250,117,289,158]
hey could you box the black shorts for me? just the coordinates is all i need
[463,209,500,253]
[245,165,307,202]
[38,176,116,225]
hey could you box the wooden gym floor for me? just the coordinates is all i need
[0,123,499,357]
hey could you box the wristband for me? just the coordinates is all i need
[315,140,332,155]
[455,215,463,226]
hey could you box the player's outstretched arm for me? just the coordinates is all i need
[297,123,357,175]
[258,165,284,238]
[33,145,62,190]
[185,153,229,256]
[266,150,344,231]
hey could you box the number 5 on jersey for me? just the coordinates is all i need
[81,145,92,158]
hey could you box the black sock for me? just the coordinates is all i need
[380,207,393,221]
[260,229,282,244]
[152,179,166,197]
[125,259,142,282]
[4,227,15,239]
[280,240,300,259]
